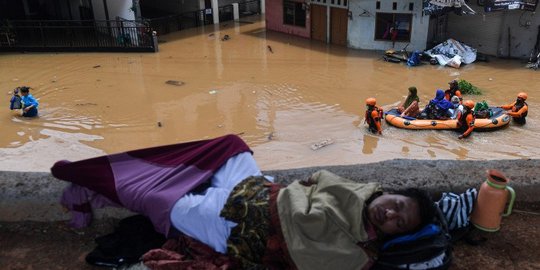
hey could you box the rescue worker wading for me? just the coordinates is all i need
[500,92,528,125]
[457,100,475,140]
[445,80,462,102]
[365,97,383,135]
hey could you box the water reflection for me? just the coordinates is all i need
[0,16,539,172]
[362,134,379,154]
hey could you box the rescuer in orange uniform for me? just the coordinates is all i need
[444,80,462,102]
[499,92,528,125]
[457,100,475,140]
[365,97,383,135]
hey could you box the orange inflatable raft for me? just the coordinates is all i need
[384,107,511,130]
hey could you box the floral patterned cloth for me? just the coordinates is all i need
[220,176,274,269]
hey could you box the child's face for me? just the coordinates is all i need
[21,92,28,96]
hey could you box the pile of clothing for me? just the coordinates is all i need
[425,39,477,68]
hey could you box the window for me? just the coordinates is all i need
[374,13,413,42]
[376,1,381,9]
[284,1,306,27]
[409,3,414,11]
[392,2,397,10]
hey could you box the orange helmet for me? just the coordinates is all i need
[463,100,475,109]
[517,92,528,100]
[366,97,377,106]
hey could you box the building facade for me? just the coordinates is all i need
[265,0,539,58]
[266,0,429,50]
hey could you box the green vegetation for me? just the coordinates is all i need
[458,79,482,95]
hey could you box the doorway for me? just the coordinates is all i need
[311,4,327,43]
[330,7,348,46]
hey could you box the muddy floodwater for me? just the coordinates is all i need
[1,16,539,172]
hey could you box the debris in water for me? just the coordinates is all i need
[93,65,101,68]
[221,35,230,41]
[208,33,215,37]
[157,122,162,127]
[267,132,274,140]
[209,90,218,94]
[267,45,273,53]
[165,80,185,86]
[310,138,334,150]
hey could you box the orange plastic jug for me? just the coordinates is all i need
[470,169,516,232]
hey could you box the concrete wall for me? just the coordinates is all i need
[91,0,106,20]
[348,0,429,51]
[220,0,253,6]
[56,1,71,19]
[443,3,539,58]
[140,0,181,14]
[91,0,134,20]
[503,10,540,59]
[68,0,81,20]
[180,0,202,12]
[106,0,135,20]
[2,159,539,222]
[266,0,311,39]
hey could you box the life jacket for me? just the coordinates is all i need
[444,88,459,101]
[513,101,528,117]
[512,101,528,124]
[365,106,383,131]
[458,109,475,131]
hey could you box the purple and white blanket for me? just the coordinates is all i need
[51,134,251,236]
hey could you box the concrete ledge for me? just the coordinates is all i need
[1,159,538,222]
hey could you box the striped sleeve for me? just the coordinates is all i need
[436,188,478,231]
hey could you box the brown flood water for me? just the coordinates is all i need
[1,16,538,172]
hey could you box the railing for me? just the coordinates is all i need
[0,20,155,52]
[0,1,262,51]
[238,0,261,17]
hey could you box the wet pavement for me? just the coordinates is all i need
[1,207,539,270]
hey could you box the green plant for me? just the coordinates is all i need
[458,79,482,95]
